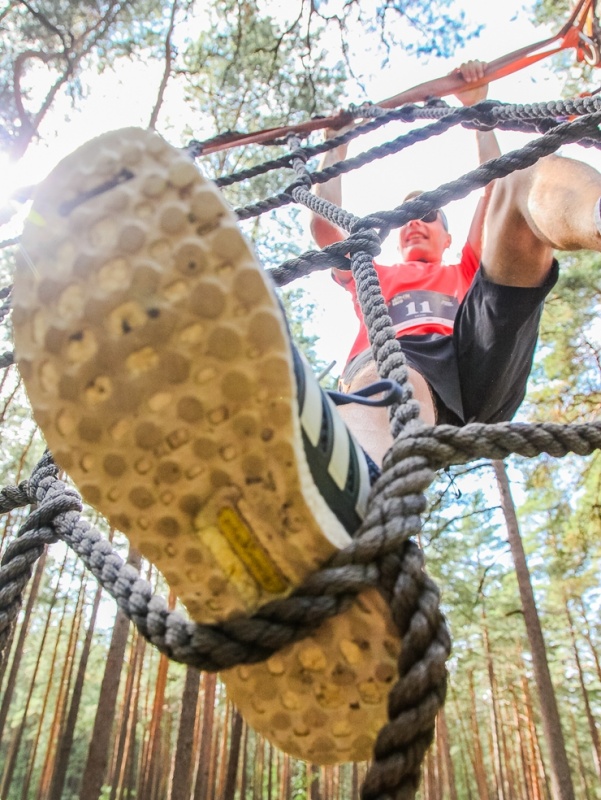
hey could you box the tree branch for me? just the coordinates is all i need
[148,0,179,130]
[11,0,130,158]
[0,236,20,250]
[17,0,72,51]
[12,49,62,134]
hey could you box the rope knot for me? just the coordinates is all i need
[184,139,204,159]
[462,99,503,131]
[285,175,313,197]
[346,227,382,257]
[288,145,309,164]
[28,451,59,500]
[424,97,449,108]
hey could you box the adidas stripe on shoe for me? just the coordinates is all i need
[13,127,399,764]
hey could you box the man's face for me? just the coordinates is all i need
[399,212,452,263]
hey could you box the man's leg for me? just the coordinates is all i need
[337,361,435,466]
[454,152,601,424]
[482,153,601,286]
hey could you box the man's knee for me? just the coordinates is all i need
[482,159,556,287]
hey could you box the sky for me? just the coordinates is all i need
[3,0,601,376]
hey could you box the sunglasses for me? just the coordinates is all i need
[419,208,449,230]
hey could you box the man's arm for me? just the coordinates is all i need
[310,128,351,249]
[453,60,501,259]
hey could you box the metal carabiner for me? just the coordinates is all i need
[577,29,601,66]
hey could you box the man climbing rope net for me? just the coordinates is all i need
[312,59,601,464]
[9,58,601,765]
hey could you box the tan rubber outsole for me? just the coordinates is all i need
[13,127,400,762]
[222,587,400,763]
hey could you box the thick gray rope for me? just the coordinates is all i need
[3,102,601,800]
[212,96,601,192]
[2,417,600,797]
[234,100,601,225]
[340,224,447,798]
[2,420,599,665]
[270,110,601,286]
[289,135,450,794]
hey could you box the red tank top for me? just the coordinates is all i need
[332,242,479,364]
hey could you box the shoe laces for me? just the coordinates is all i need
[327,379,403,408]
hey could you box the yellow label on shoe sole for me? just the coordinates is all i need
[218,506,289,594]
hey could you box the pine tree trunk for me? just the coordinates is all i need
[577,598,601,685]
[468,669,490,800]
[512,695,529,800]
[252,736,264,800]
[564,599,601,781]
[449,686,475,800]
[279,752,291,800]
[38,569,87,799]
[0,727,24,800]
[308,763,320,800]
[568,703,593,800]
[18,560,71,800]
[222,708,242,800]
[223,706,243,800]
[216,700,231,798]
[122,643,143,800]
[0,551,69,800]
[0,549,47,741]
[352,763,360,800]
[112,631,145,800]
[481,608,506,800]
[169,666,201,800]
[493,461,575,800]
[438,705,458,800]
[266,742,273,800]
[120,633,143,800]
[499,695,518,800]
[521,672,547,800]
[48,579,103,800]
[140,615,171,800]
[193,671,218,800]
[79,547,141,800]
[156,713,172,800]
[239,721,249,800]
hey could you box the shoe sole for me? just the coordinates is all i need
[14,127,353,620]
[13,127,400,762]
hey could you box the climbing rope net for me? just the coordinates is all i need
[2,95,601,800]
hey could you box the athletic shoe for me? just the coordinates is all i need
[13,127,399,762]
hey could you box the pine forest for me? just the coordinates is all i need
[0,1,600,798]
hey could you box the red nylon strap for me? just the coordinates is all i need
[197,0,595,156]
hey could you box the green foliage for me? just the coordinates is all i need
[527,251,601,422]
[533,0,571,23]
[179,0,347,213]
[280,285,337,386]
[532,0,599,93]
[0,0,170,158]
[373,0,483,59]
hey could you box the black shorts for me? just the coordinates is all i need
[341,261,559,426]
